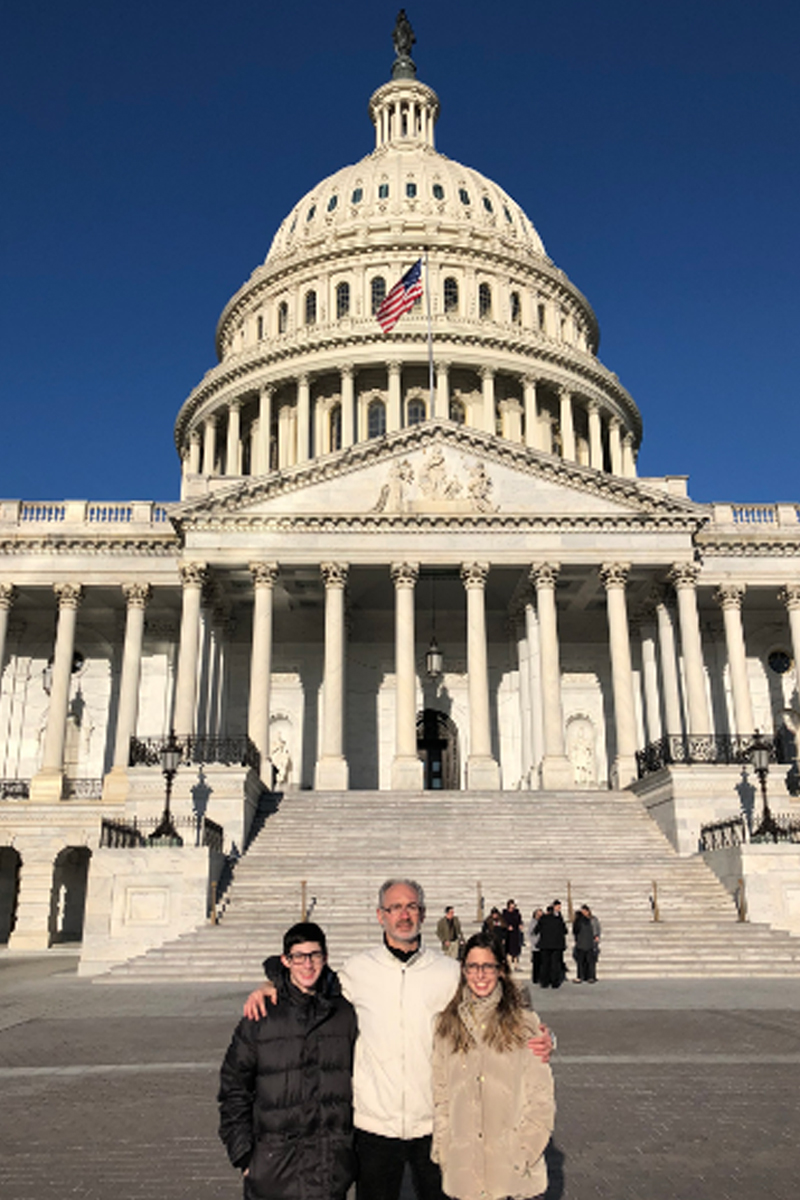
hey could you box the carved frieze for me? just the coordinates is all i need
[369,445,498,516]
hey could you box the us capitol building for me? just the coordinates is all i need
[1,19,799,964]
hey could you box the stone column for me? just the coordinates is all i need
[203,414,217,475]
[523,376,539,450]
[435,360,450,421]
[622,431,637,478]
[340,365,355,449]
[387,361,402,432]
[390,562,423,790]
[600,563,638,787]
[654,590,684,736]
[524,596,543,788]
[558,386,576,461]
[0,583,16,686]
[30,583,83,802]
[588,401,603,470]
[462,562,501,789]
[778,585,800,705]
[669,564,711,735]
[715,584,755,737]
[258,385,273,474]
[512,606,532,786]
[296,374,311,463]
[638,615,663,744]
[103,583,152,802]
[173,563,207,736]
[608,417,623,476]
[529,564,572,788]
[188,429,201,474]
[248,562,278,787]
[226,399,242,476]
[480,367,496,435]
[316,563,350,790]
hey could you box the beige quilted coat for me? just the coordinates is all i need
[431,998,555,1200]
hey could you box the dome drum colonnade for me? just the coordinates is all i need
[175,68,640,494]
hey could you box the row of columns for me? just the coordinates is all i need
[185,366,637,480]
[4,572,800,799]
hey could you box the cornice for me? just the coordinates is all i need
[0,536,180,557]
[698,538,800,558]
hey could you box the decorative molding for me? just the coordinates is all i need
[599,562,630,589]
[530,562,560,589]
[54,582,83,609]
[390,561,419,587]
[250,561,279,587]
[122,583,152,608]
[461,561,489,588]
[713,583,745,611]
[320,562,349,588]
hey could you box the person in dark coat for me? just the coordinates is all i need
[482,906,508,962]
[536,900,568,989]
[528,907,544,985]
[572,904,596,983]
[219,921,357,1200]
[501,898,523,966]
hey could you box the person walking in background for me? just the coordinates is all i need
[431,932,555,1200]
[528,907,543,985]
[436,905,464,960]
[219,921,357,1200]
[587,904,601,980]
[537,900,567,989]
[571,904,596,984]
[482,906,507,961]
[501,898,523,968]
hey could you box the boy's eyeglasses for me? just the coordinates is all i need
[287,950,325,965]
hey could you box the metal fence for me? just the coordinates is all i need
[0,779,30,799]
[700,811,800,849]
[129,734,260,772]
[100,814,225,851]
[636,734,776,778]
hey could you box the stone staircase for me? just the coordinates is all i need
[100,789,800,980]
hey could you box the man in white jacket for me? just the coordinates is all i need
[245,878,551,1200]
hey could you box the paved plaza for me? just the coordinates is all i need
[1,953,799,1200]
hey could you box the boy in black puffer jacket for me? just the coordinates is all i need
[218,922,358,1200]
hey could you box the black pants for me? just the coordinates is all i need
[575,947,595,981]
[539,947,564,988]
[355,1129,445,1200]
[531,949,541,984]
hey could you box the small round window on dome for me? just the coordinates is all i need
[482,196,494,213]
[433,183,444,200]
[307,205,316,222]
[378,183,389,199]
[503,205,513,224]
[768,650,792,675]
[327,195,338,212]
[351,187,363,204]
[406,181,417,198]
[459,188,470,205]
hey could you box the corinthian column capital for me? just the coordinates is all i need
[321,562,349,589]
[529,562,560,590]
[250,561,279,588]
[714,583,745,611]
[0,583,17,610]
[599,562,630,590]
[390,561,419,588]
[179,562,208,589]
[668,562,700,589]
[54,583,83,610]
[461,561,490,589]
[778,584,800,612]
[122,583,152,609]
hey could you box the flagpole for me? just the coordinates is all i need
[424,249,435,419]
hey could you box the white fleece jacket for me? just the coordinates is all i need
[339,943,460,1140]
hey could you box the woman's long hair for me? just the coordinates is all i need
[435,931,528,1054]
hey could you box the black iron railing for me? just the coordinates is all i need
[699,816,748,851]
[636,734,776,778]
[100,814,226,850]
[129,735,260,772]
[0,779,30,799]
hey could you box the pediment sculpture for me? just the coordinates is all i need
[371,447,498,514]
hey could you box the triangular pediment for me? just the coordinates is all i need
[175,422,702,530]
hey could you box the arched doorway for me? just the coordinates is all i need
[48,847,92,946]
[0,848,21,944]
[416,709,459,790]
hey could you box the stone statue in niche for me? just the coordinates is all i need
[567,716,596,788]
[270,733,291,787]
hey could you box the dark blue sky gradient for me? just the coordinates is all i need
[2,1,798,502]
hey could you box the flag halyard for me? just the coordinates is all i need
[376,259,424,332]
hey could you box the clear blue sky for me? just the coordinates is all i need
[2,1,798,504]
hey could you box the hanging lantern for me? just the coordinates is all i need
[426,636,443,677]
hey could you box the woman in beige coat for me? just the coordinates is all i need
[431,932,555,1200]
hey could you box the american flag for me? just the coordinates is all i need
[376,259,424,332]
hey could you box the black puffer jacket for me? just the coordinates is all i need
[218,969,357,1200]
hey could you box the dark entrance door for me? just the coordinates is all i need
[416,709,459,790]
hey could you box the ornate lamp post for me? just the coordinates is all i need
[425,575,443,677]
[750,729,779,842]
[150,729,183,845]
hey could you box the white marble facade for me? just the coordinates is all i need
[1,43,800,951]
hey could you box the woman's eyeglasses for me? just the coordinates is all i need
[464,963,500,976]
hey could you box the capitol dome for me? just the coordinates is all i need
[175,34,641,486]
